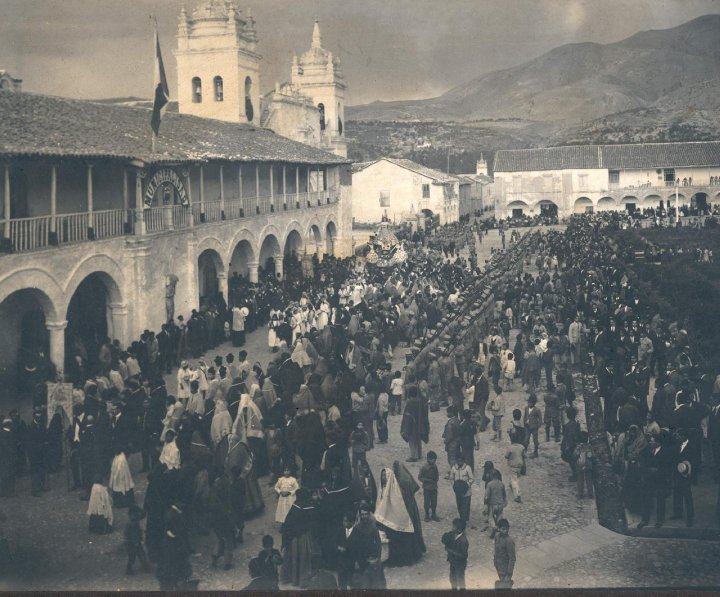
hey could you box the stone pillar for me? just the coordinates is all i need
[217,271,228,302]
[219,164,225,219]
[108,302,128,347]
[46,320,68,380]
[122,169,129,228]
[50,164,57,235]
[274,255,283,281]
[199,165,205,218]
[247,260,259,284]
[134,169,146,235]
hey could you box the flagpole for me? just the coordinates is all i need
[151,15,155,153]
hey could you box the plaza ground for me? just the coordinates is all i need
[2,227,720,591]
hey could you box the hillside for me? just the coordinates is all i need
[347,14,720,124]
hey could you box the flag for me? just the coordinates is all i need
[150,25,169,136]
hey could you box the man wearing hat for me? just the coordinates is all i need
[0,417,17,497]
[672,430,695,527]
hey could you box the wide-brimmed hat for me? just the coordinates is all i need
[677,460,692,478]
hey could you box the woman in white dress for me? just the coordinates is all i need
[274,467,300,523]
[268,311,280,351]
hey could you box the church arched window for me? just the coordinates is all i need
[338,102,343,135]
[214,76,224,102]
[318,103,326,131]
[192,77,202,103]
[244,76,254,122]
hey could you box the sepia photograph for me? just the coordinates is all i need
[1,0,720,591]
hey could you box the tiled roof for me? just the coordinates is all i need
[494,141,720,172]
[383,158,457,183]
[351,161,375,174]
[0,91,349,165]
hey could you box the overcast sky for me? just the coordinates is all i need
[1,0,719,105]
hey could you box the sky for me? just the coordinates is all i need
[1,0,719,106]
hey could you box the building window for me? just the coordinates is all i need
[214,76,223,102]
[609,170,620,184]
[318,103,326,131]
[578,174,588,190]
[379,191,390,207]
[422,184,430,198]
[244,76,254,122]
[663,168,675,185]
[192,77,202,103]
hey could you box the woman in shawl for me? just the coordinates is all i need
[374,461,425,567]
[109,449,135,507]
[87,477,114,534]
[620,424,648,514]
[210,401,232,449]
[351,459,378,510]
[233,394,269,477]
[294,384,317,413]
[291,340,313,374]
[225,433,265,517]
[281,487,318,589]
[261,377,279,413]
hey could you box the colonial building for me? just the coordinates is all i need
[351,158,470,225]
[175,1,347,157]
[457,156,494,214]
[493,141,720,218]
[0,90,351,396]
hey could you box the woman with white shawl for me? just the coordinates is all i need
[316,301,330,331]
[109,450,135,507]
[233,394,269,477]
[291,340,313,373]
[210,400,233,448]
[159,429,181,470]
[88,480,114,534]
[374,461,425,567]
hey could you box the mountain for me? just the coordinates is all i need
[347,14,720,124]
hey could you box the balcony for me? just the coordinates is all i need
[0,191,338,254]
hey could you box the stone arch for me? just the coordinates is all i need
[597,197,616,211]
[690,192,709,212]
[198,248,224,306]
[536,199,558,217]
[259,232,282,277]
[226,228,259,269]
[197,235,227,262]
[229,239,256,279]
[574,197,593,214]
[63,254,124,315]
[283,220,305,256]
[64,269,124,374]
[712,191,720,204]
[307,223,323,255]
[643,194,663,207]
[325,220,338,256]
[0,268,63,322]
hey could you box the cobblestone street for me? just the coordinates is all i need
[1,228,719,591]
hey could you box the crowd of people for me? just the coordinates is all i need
[3,205,720,590]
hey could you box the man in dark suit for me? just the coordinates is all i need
[336,512,356,589]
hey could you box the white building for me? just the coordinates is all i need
[0,70,22,92]
[493,141,720,218]
[352,158,470,225]
[457,156,494,215]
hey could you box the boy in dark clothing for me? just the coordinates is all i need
[418,451,440,522]
[523,395,543,457]
[125,505,150,575]
[257,534,283,589]
[442,518,469,590]
[494,518,516,587]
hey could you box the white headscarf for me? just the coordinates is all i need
[87,483,114,526]
[374,467,413,533]
[109,452,134,494]
[232,393,265,440]
[211,400,233,447]
[159,439,181,470]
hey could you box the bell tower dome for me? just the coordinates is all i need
[175,1,262,124]
[291,19,347,157]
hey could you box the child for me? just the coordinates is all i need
[350,422,370,467]
[489,388,506,441]
[509,408,526,446]
[442,518,469,591]
[505,435,526,503]
[124,505,150,575]
[274,467,299,523]
[389,371,404,416]
[87,479,113,534]
[573,431,594,499]
[418,451,440,522]
[493,519,516,588]
[485,469,507,536]
[258,534,283,590]
[502,352,516,390]
[376,392,389,444]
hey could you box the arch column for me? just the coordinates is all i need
[273,255,283,281]
[217,271,228,302]
[247,260,259,284]
[46,319,68,380]
[108,302,128,347]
